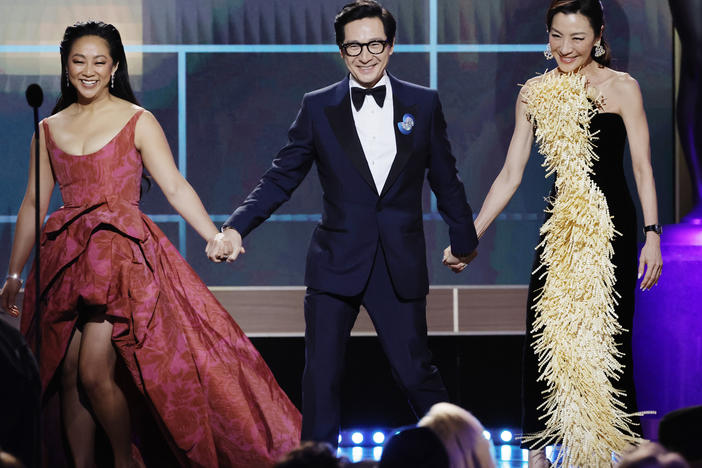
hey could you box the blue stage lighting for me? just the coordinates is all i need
[372,431,385,444]
[373,446,383,461]
[338,434,342,444]
[501,445,512,461]
[500,430,513,443]
[483,430,491,440]
[351,432,364,445]
[351,446,363,462]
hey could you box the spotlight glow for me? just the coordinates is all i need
[351,446,363,462]
[351,432,364,445]
[338,434,342,444]
[372,431,385,444]
[500,430,513,443]
[373,446,383,461]
[501,445,512,461]
[483,430,491,440]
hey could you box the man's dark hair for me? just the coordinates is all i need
[334,0,397,47]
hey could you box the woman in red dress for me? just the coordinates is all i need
[0,21,301,468]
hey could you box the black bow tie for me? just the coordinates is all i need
[351,85,386,111]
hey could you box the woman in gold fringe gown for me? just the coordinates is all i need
[443,0,662,466]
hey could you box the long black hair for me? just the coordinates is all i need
[546,0,611,67]
[52,21,139,114]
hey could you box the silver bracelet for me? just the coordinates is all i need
[6,273,23,286]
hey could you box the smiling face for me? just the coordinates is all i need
[548,12,601,73]
[340,17,393,88]
[66,35,118,101]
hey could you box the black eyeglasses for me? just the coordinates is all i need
[341,40,390,57]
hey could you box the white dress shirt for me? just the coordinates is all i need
[349,73,396,193]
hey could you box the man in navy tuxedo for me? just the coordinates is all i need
[215,0,478,446]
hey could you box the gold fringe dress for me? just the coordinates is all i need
[519,72,649,467]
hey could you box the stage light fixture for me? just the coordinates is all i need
[373,446,383,460]
[351,432,364,444]
[483,430,491,440]
[500,430,513,442]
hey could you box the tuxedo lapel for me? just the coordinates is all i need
[380,75,416,198]
[324,79,378,195]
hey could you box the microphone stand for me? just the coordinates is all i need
[23,83,44,468]
[25,84,43,359]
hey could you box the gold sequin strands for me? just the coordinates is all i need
[520,71,649,467]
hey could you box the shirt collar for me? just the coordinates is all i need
[349,72,389,91]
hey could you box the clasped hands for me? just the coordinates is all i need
[206,231,478,273]
[205,228,245,263]
[442,246,478,273]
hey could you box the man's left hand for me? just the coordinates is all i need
[442,246,477,273]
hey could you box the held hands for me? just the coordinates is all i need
[638,233,662,290]
[442,246,478,273]
[205,228,245,263]
[0,278,22,318]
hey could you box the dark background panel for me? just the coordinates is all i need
[139,53,180,214]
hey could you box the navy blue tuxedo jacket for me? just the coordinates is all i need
[224,74,478,299]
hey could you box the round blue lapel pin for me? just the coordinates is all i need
[397,113,415,135]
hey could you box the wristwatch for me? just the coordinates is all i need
[643,224,662,235]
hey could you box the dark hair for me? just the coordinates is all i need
[51,21,150,193]
[52,21,139,114]
[274,441,342,468]
[334,0,396,47]
[546,0,611,66]
[379,427,450,468]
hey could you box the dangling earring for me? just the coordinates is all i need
[594,42,605,58]
[110,73,115,89]
[544,43,553,60]
[65,71,70,87]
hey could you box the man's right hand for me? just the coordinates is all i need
[206,228,245,263]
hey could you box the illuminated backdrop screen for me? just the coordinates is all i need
[0,0,673,287]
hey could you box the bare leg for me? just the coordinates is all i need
[78,316,134,468]
[61,328,96,468]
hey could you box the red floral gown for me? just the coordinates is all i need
[20,110,301,467]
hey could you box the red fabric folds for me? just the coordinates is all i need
[20,110,301,467]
